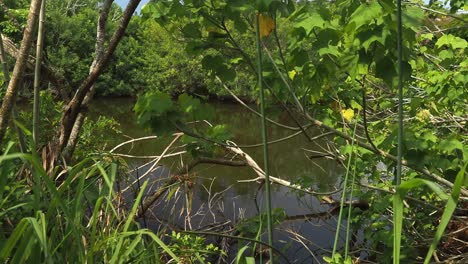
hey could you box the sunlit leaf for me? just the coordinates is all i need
[341,109,355,122]
[436,34,468,50]
[288,69,297,80]
[294,12,325,35]
[258,13,275,38]
[347,2,383,31]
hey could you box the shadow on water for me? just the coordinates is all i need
[91,97,351,263]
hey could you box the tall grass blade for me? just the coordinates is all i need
[424,163,467,264]
[236,245,250,264]
[10,226,34,264]
[393,178,448,263]
[332,119,358,257]
[0,219,29,260]
[393,191,403,263]
[111,180,148,262]
[246,256,256,264]
[255,12,274,262]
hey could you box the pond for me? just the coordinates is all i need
[90,97,351,263]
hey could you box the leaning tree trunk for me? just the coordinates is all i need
[61,0,113,162]
[0,34,27,153]
[57,0,141,163]
[0,0,41,149]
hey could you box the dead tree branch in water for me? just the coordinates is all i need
[217,78,468,197]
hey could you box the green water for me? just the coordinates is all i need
[90,97,341,195]
[90,97,347,262]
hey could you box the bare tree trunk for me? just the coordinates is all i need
[33,0,46,145]
[57,0,141,161]
[0,34,27,152]
[0,0,41,149]
[61,0,113,162]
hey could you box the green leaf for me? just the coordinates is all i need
[178,93,201,114]
[436,34,468,50]
[347,2,383,32]
[182,22,202,38]
[294,12,325,35]
[375,57,396,85]
[149,93,174,115]
[403,6,425,31]
[141,1,172,19]
[319,45,340,57]
[438,50,454,60]
[439,139,464,153]
[394,177,452,263]
[201,55,236,81]
[245,257,256,264]
[357,26,389,51]
[256,0,274,12]
[235,246,250,264]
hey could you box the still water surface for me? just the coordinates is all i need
[91,97,346,263]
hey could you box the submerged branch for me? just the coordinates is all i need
[136,154,249,218]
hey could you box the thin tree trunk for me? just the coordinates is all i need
[33,0,46,145]
[0,0,41,149]
[57,0,140,161]
[61,0,113,162]
[0,34,27,152]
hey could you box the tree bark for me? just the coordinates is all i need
[0,0,41,149]
[0,34,27,152]
[61,0,113,162]
[57,0,141,161]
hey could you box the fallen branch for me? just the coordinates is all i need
[227,142,341,196]
[1,34,65,96]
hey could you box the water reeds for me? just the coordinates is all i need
[0,143,179,263]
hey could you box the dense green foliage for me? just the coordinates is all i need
[135,0,467,262]
[0,0,467,263]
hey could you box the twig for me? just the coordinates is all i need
[110,135,159,153]
[122,133,182,193]
[217,76,303,131]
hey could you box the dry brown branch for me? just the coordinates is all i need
[123,133,183,193]
[110,135,159,153]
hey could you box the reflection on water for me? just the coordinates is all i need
[91,97,345,263]
[91,97,341,192]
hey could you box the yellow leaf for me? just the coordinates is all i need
[341,109,355,122]
[257,13,275,38]
[288,69,297,80]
